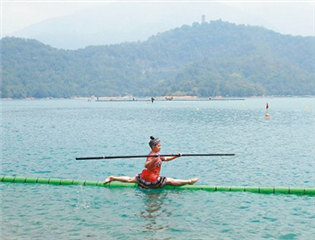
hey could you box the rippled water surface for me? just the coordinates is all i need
[1,98,315,239]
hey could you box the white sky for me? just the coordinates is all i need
[1,0,315,37]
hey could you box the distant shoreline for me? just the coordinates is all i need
[1,95,315,101]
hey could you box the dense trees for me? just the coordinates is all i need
[1,20,314,98]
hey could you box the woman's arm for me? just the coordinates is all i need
[144,157,156,168]
[164,153,182,162]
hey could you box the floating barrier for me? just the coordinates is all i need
[1,176,314,195]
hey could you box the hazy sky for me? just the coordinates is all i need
[1,0,315,37]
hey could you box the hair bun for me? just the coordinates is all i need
[150,136,155,140]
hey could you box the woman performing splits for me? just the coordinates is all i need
[104,136,199,188]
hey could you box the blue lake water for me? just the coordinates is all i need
[1,98,315,239]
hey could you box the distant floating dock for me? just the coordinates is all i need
[1,176,314,196]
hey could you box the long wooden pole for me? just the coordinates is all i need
[76,153,235,160]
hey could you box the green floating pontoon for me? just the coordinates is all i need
[1,176,314,195]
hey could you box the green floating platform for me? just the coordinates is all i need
[1,176,314,196]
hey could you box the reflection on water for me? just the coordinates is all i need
[137,190,171,233]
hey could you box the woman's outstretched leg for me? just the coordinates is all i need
[104,176,137,184]
[165,177,199,186]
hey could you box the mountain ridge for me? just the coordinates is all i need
[1,20,314,98]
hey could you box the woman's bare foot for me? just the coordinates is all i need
[189,178,199,185]
[104,176,114,184]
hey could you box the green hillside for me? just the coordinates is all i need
[1,20,314,98]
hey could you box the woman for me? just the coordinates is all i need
[104,136,199,188]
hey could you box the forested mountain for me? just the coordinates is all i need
[1,20,314,98]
